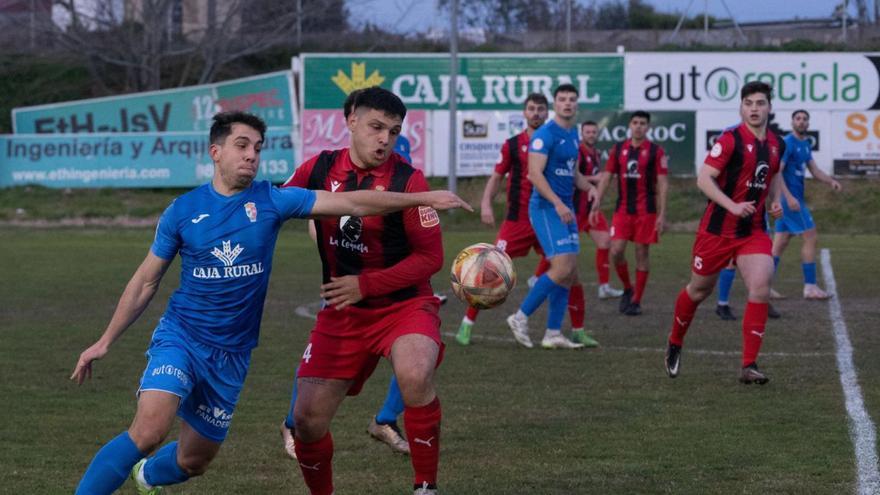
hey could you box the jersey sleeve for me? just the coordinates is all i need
[150,201,181,261]
[657,146,668,176]
[270,186,317,220]
[357,170,444,299]
[493,140,512,175]
[704,131,736,170]
[282,155,318,188]
[604,145,619,173]
[529,127,552,156]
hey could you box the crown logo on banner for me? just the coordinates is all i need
[332,62,385,95]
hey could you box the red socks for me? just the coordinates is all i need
[465,306,479,321]
[615,261,633,290]
[634,270,649,304]
[596,248,610,285]
[742,301,768,367]
[404,397,441,487]
[568,283,585,329]
[669,288,699,346]
[294,432,334,495]
[534,256,551,277]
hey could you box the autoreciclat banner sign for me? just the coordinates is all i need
[625,53,880,111]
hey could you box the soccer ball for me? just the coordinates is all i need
[450,243,516,309]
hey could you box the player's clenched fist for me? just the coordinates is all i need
[728,201,756,218]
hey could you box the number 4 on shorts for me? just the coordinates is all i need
[302,343,313,363]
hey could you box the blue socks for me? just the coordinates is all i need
[75,431,144,495]
[376,375,405,424]
[717,268,736,304]
[773,256,781,273]
[802,262,817,285]
[143,441,189,486]
[520,274,559,317]
[547,284,570,331]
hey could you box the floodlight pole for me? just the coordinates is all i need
[448,0,458,195]
[566,0,572,51]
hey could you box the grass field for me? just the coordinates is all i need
[2,224,879,494]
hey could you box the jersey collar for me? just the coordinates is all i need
[342,148,390,177]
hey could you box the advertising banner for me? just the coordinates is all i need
[454,110,526,177]
[587,111,695,175]
[299,109,427,172]
[830,111,880,175]
[625,53,880,111]
[1,130,294,188]
[301,54,624,111]
[695,110,833,175]
[13,71,295,134]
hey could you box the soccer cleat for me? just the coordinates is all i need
[570,329,600,348]
[414,482,438,495]
[623,302,642,316]
[598,284,624,299]
[618,289,633,313]
[739,363,770,385]
[769,288,785,300]
[767,304,781,319]
[715,304,737,321]
[280,421,297,459]
[803,285,831,300]
[455,320,473,346]
[540,333,585,349]
[664,343,681,378]
[434,293,448,305]
[506,313,534,348]
[527,275,538,289]
[368,417,410,455]
[130,459,162,494]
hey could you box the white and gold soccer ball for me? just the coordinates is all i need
[450,243,516,309]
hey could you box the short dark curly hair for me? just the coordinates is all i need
[210,111,267,145]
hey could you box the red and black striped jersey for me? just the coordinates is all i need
[283,149,442,308]
[574,143,600,216]
[698,123,785,239]
[604,139,667,215]
[494,131,532,223]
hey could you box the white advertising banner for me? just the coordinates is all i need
[830,111,880,175]
[454,110,527,177]
[626,53,880,111]
[695,110,833,176]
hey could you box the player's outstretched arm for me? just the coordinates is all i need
[309,189,472,218]
[696,163,755,218]
[70,253,172,385]
[807,159,842,191]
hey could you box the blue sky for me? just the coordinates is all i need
[346,0,866,33]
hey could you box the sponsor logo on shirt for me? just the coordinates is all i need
[419,206,440,227]
[193,240,265,280]
[244,202,258,223]
[625,159,641,179]
[532,138,544,151]
[330,180,342,192]
[196,404,233,429]
[747,162,770,190]
[710,142,723,158]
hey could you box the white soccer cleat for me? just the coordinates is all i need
[540,333,585,349]
[414,481,438,494]
[280,421,297,459]
[803,284,831,300]
[506,313,534,348]
[598,284,624,299]
[130,459,162,494]
[769,288,785,300]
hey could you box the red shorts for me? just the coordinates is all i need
[691,231,772,276]
[611,212,658,244]
[576,211,609,233]
[297,296,443,396]
[495,220,543,258]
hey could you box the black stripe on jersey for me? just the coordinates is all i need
[706,130,744,235]
[625,144,639,214]
[380,158,419,304]
[334,170,364,277]
[611,142,623,213]
[645,143,658,214]
[506,136,522,222]
[735,140,770,238]
[309,151,339,284]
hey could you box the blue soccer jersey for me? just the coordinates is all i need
[151,180,316,351]
[781,133,812,202]
[528,120,580,209]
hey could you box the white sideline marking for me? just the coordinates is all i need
[293,303,830,358]
[821,248,880,495]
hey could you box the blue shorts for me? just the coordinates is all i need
[774,200,815,235]
[138,320,251,442]
[529,203,579,258]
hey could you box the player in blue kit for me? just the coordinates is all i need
[506,83,597,349]
[69,111,469,495]
[772,109,842,300]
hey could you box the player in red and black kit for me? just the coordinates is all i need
[592,111,668,316]
[454,93,549,346]
[665,81,784,385]
[285,87,448,495]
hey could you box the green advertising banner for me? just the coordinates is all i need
[587,111,696,176]
[13,71,294,134]
[302,54,623,111]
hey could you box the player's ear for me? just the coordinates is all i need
[209,143,221,163]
